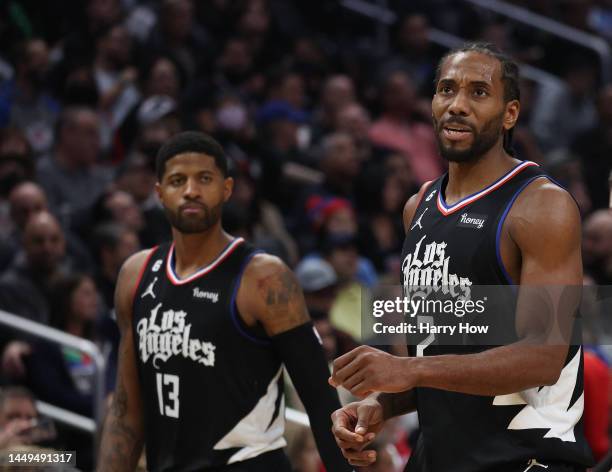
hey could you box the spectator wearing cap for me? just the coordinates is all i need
[36,107,112,225]
[256,100,310,207]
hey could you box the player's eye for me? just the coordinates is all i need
[474,88,488,97]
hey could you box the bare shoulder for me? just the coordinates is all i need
[239,253,309,336]
[403,181,434,233]
[509,178,580,240]
[114,248,156,331]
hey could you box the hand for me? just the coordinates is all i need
[2,341,32,379]
[0,418,34,449]
[329,345,418,398]
[331,398,384,467]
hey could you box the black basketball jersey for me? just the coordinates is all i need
[400,161,593,471]
[132,238,286,471]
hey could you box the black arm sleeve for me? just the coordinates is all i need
[272,322,354,472]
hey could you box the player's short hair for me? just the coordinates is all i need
[155,131,228,181]
[434,42,520,156]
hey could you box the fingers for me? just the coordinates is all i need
[340,448,377,467]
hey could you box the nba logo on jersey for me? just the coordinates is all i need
[425,189,437,201]
[152,259,163,272]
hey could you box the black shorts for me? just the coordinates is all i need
[208,449,292,472]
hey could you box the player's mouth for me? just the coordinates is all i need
[180,203,206,215]
[442,124,473,142]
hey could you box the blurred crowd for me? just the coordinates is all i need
[0,0,611,470]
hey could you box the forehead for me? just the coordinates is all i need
[2,396,35,412]
[439,51,502,86]
[164,152,219,173]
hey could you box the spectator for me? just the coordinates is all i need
[36,107,111,224]
[572,84,612,210]
[531,55,598,152]
[94,23,140,147]
[145,0,210,83]
[25,273,113,470]
[0,181,93,273]
[113,152,170,247]
[0,39,59,155]
[91,223,140,309]
[335,102,376,162]
[369,71,443,184]
[316,132,361,200]
[388,13,443,94]
[25,273,112,417]
[582,210,612,285]
[0,211,69,380]
[0,386,39,450]
[312,74,356,140]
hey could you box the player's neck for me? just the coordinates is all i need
[445,146,518,206]
[171,225,233,279]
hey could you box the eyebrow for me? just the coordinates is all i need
[437,78,493,88]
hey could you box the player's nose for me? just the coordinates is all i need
[183,178,202,199]
[448,90,470,116]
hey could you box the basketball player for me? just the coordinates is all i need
[97,132,353,471]
[329,43,593,471]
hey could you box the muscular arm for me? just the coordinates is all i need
[237,255,352,472]
[97,251,150,472]
[411,181,581,395]
[331,180,581,399]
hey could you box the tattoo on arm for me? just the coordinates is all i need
[258,265,310,334]
[97,338,143,471]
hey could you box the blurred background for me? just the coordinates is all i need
[0,0,611,470]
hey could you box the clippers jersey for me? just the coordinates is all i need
[132,238,286,471]
[400,161,593,471]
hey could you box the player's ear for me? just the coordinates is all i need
[223,176,234,202]
[503,99,520,131]
[155,181,163,203]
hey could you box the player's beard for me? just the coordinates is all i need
[434,110,505,163]
[164,201,223,234]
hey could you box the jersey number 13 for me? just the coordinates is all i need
[156,373,180,418]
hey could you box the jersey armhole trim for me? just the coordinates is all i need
[405,180,434,231]
[495,176,550,285]
[230,250,271,346]
[131,246,159,311]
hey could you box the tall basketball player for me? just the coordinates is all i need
[329,43,594,471]
[97,132,353,471]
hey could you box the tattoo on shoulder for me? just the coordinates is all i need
[257,266,309,329]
